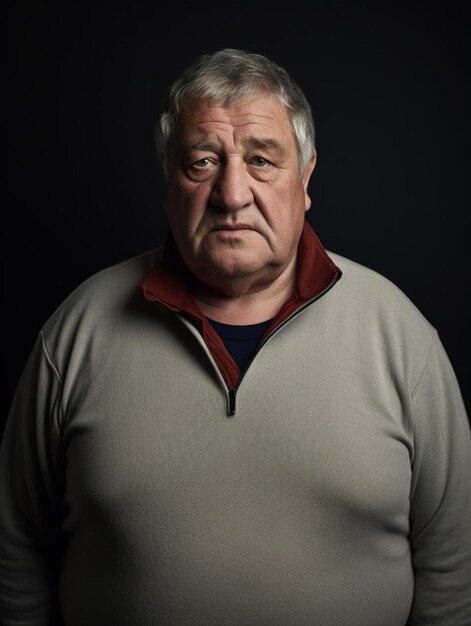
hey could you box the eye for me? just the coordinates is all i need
[251,156,270,167]
[185,156,217,181]
[192,158,212,168]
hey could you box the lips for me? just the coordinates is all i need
[212,224,254,231]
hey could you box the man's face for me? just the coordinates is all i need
[165,96,316,292]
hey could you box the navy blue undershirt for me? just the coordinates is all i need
[207,317,274,374]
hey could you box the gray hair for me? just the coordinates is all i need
[155,48,316,178]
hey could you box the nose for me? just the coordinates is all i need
[209,160,254,212]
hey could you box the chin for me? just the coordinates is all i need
[208,262,260,280]
[208,250,267,277]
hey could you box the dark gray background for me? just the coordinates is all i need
[3,1,470,432]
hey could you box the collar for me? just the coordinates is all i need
[139,220,341,389]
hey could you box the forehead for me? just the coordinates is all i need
[175,96,296,146]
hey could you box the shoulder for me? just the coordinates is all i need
[65,247,163,300]
[328,250,433,330]
[42,247,163,340]
[329,251,421,303]
[325,251,436,383]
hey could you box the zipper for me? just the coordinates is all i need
[178,270,341,417]
[228,389,236,416]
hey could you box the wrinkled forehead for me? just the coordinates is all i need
[173,95,297,145]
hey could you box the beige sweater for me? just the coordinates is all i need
[1,244,470,625]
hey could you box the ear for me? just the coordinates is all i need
[302,151,317,212]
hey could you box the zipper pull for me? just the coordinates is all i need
[227,389,236,416]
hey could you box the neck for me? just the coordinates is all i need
[191,256,297,325]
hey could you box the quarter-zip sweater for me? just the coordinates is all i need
[1,222,470,626]
[139,222,341,414]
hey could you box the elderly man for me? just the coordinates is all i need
[1,48,470,626]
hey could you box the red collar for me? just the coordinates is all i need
[140,221,341,389]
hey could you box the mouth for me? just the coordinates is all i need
[212,224,255,232]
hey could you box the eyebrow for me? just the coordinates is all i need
[183,141,221,154]
[241,137,285,155]
[181,137,285,156]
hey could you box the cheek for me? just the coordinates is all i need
[256,181,306,233]
[167,182,211,236]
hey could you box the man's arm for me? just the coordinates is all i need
[0,332,65,625]
[408,330,471,625]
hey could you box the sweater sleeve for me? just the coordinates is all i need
[407,330,471,625]
[0,331,65,625]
